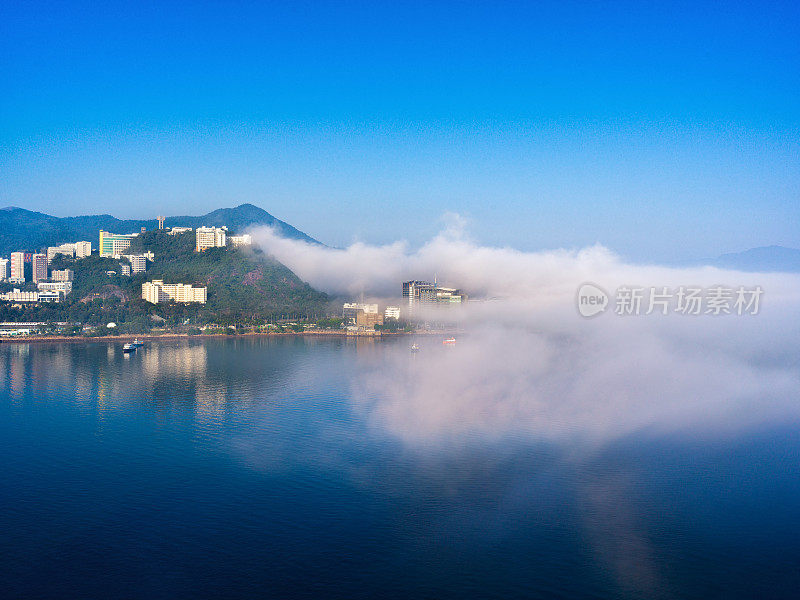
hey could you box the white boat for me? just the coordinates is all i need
[443,337,456,345]
[122,343,136,353]
[410,344,420,352]
[132,339,145,347]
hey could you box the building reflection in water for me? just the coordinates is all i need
[5,344,30,399]
[141,342,209,380]
[140,342,228,428]
[0,338,311,436]
[352,336,377,357]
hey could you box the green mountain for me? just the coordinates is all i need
[0,229,329,329]
[0,203,318,254]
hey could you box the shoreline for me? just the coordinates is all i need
[0,330,418,344]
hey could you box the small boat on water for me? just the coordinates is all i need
[122,343,136,353]
[410,344,420,352]
[443,337,456,345]
[132,339,145,347]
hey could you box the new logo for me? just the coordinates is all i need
[577,283,609,318]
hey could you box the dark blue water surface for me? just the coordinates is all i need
[1,337,799,599]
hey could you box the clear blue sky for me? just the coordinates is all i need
[1,1,798,261]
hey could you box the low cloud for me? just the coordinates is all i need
[251,218,619,302]
[250,220,800,446]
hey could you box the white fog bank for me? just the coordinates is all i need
[250,221,800,446]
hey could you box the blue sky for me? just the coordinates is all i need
[1,1,798,261]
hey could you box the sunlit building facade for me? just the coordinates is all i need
[75,241,92,258]
[0,289,38,302]
[195,226,227,251]
[125,254,148,274]
[142,280,207,304]
[48,241,92,261]
[343,303,384,330]
[99,231,138,257]
[10,252,25,282]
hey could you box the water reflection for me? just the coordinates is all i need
[140,343,208,378]
[0,339,307,431]
[3,334,800,451]
[576,470,671,599]
[349,326,800,448]
[1,338,799,598]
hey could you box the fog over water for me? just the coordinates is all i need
[251,220,800,447]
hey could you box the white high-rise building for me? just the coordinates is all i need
[46,241,92,262]
[10,252,25,282]
[0,258,8,280]
[142,280,207,304]
[384,306,401,320]
[124,254,148,274]
[195,226,227,251]
[74,241,92,258]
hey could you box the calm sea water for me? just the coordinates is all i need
[1,337,799,599]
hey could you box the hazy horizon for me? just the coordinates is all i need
[4,202,800,268]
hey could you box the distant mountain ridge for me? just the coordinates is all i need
[714,245,800,273]
[0,203,318,254]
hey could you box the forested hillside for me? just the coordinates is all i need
[0,230,329,330]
